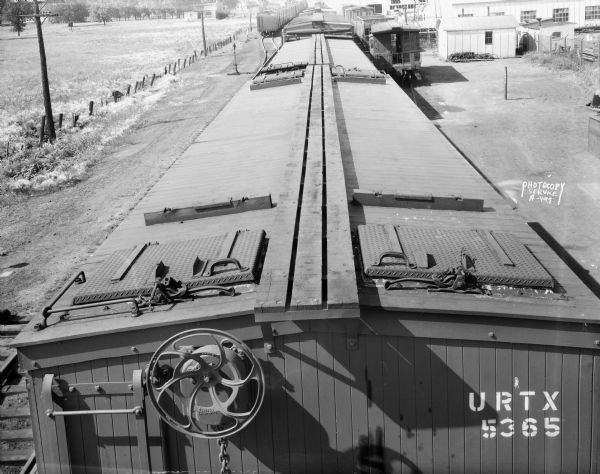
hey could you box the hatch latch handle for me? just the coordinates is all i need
[202,258,248,277]
[373,251,417,268]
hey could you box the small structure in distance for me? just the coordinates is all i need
[438,15,519,60]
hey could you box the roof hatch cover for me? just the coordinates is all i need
[72,229,265,304]
[358,224,554,288]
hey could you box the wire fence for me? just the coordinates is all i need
[3,26,249,159]
[521,32,600,61]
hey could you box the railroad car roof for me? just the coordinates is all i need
[326,38,598,322]
[14,36,600,349]
[371,21,421,34]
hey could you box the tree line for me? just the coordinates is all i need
[2,0,240,34]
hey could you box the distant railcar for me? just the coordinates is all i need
[257,1,308,35]
[283,8,353,41]
[370,21,421,75]
[352,14,389,46]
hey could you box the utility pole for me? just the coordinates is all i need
[22,0,57,141]
[201,9,207,56]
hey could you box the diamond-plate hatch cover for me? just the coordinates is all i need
[72,229,265,304]
[358,225,554,288]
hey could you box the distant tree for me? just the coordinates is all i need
[140,6,150,18]
[52,3,88,24]
[222,0,238,11]
[7,0,31,36]
[0,0,8,26]
[71,3,88,22]
[92,5,112,25]
[107,6,120,21]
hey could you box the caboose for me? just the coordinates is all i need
[369,21,421,77]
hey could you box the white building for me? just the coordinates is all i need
[438,15,519,58]
[424,0,600,28]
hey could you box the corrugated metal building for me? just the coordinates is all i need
[438,15,519,58]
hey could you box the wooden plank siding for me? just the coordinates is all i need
[25,328,600,474]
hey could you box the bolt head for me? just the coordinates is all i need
[203,375,211,384]
[95,385,102,392]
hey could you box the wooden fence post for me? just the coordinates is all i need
[72,113,79,127]
[134,81,139,93]
[39,116,46,146]
[178,58,181,68]
[58,113,63,130]
[126,84,131,96]
[89,101,94,115]
[150,73,156,86]
[141,76,145,89]
[184,58,187,68]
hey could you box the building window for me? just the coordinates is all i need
[552,31,561,38]
[520,10,536,23]
[586,6,600,20]
[492,12,505,16]
[458,13,473,17]
[552,8,569,22]
[485,31,493,44]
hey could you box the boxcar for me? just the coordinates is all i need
[352,14,389,47]
[257,1,308,35]
[14,35,600,474]
[283,9,353,42]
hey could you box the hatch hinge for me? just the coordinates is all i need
[260,322,275,354]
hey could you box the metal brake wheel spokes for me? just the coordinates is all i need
[146,328,265,439]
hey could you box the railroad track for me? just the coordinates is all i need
[0,321,35,474]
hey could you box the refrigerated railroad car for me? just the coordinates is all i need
[352,14,389,46]
[257,1,308,36]
[283,8,353,41]
[13,34,600,474]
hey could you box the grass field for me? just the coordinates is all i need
[0,17,250,191]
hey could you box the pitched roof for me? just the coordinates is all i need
[439,15,519,31]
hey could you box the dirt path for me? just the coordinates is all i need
[414,51,600,286]
[0,34,265,319]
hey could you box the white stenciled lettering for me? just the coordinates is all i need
[519,391,535,410]
[496,391,512,411]
[469,392,485,412]
[545,417,561,437]
[500,418,514,437]
[482,419,496,438]
[543,391,559,411]
[522,418,538,437]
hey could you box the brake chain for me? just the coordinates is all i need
[218,438,231,474]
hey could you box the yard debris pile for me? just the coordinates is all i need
[448,52,497,62]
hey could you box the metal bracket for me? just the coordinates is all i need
[260,323,275,354]
[346,320,360,351]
